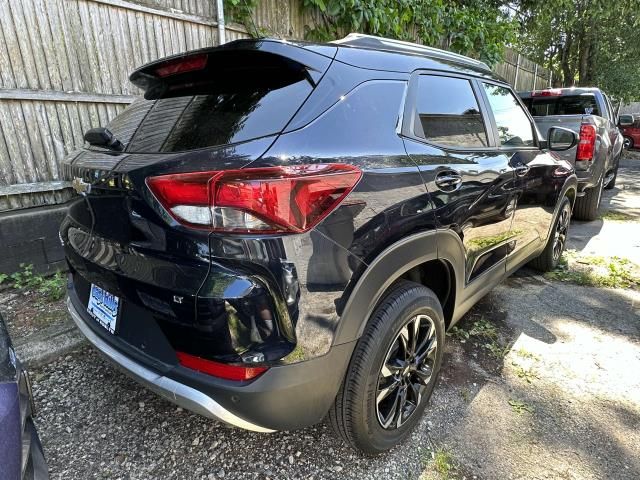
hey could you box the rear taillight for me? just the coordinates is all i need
[176,352,268,381]
[146,164,362,234]
[576,124,597,161]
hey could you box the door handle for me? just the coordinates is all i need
[435,171,462,191]
[514,165,530,177]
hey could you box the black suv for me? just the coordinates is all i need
[61,34,577,453]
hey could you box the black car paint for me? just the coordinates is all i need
[61,38,576,430]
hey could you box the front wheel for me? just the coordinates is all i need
[529,197,572,272]
[623,136,634,150]
[328,281,445,454]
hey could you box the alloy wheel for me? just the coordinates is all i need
[553,203,571,261]
[376,314,437,429]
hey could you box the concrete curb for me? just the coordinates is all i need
[14,319,87,368]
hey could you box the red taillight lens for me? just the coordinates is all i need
[576,124,597,161]
[146,164,362,233]
[177,352,268,381]
[532,88,563,97]
[155,54,208,77]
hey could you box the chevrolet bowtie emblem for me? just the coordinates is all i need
[72,177,91,195]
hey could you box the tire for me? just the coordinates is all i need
[328,280,445,454]
[623,136,634,150]
[573,176,603,221]
[529,197,571,272]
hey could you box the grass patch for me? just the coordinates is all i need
[545,250,640,289]
[449,317,497,343]
[515,348,540,361]
[508,399,534,414]
[599,210,636,222]
[459,387,471,402]
[433,449,454,477]
[449,317,509,360]
[0,264,66,301]
[484,341,510,359]
[512,362,540,383]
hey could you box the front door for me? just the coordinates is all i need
[479,81,556,271]
[402,73,517,284]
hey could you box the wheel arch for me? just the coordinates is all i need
[333,229,465,345]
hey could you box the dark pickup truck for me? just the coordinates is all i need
[519,88,624,220]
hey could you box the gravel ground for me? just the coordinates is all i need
[27,153,640,480]
[0,288,67,340]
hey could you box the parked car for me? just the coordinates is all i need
[519,87,624,220]
[619,113,640,149]
[61,34,577,453]
[0,313,49,479]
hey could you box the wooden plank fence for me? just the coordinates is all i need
[0,0,549,211]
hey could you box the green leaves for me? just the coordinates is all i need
[302,0,517,65]
[516,0,640,101]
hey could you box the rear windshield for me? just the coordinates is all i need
[524,94,600,117]
[107,69,312,153]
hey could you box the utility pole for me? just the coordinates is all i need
[216,0,226,45]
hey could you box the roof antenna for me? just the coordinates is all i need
[242,0,261,39]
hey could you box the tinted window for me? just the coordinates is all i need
[110,78,312,153]
[525,94,600,117]
[483,84,535,147]
[414,75,488,148]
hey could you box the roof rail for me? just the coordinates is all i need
[331,33,491,71]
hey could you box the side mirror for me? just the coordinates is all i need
[618,116,634,127]
[84,128,123,151]
[547,126,578,151]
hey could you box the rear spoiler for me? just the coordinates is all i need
[129,39,337,99]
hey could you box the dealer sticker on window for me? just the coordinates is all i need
[87,284,119,334]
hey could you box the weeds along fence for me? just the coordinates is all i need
[0,0,548,212]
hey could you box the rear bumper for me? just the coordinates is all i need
[67,297,274,432]
[67,294,355,431]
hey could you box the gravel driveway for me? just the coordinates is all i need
[29,154,640,480]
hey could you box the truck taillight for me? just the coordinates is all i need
[146,164,362,234]
[532,88,563,97]
[576,124,596,161]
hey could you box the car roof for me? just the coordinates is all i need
[324,34,503,81]
[331,34,491,70]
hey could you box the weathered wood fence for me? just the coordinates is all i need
[0,0,549,212]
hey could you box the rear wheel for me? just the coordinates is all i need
[328,281,445,454]
[573,177,603,221]
[530,197,571,272]
[624,136,634,150]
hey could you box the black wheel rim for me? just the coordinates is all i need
[376,314,437,430]
[553,203,571,261]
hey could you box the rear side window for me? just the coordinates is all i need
[413,75,488,148]
[483,84,535,147]
[525,94,600,117]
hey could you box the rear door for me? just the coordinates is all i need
[479,81,557,270]
[402,72,516,284]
